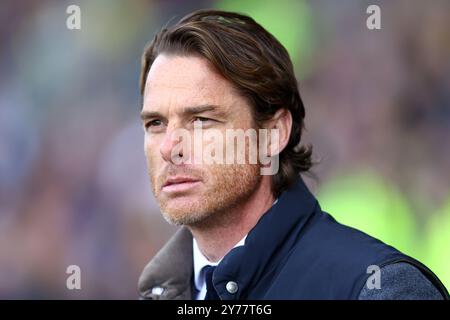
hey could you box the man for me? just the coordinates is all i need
[137,9,449,300]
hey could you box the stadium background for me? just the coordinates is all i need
[0,0,449,298]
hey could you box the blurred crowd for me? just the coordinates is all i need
[0,0,449,298]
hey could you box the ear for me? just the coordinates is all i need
[264,108,292,157]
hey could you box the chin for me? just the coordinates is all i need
[159,198,211,226]
[161,209,210,226]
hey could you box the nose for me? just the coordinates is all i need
[160,127,188,164]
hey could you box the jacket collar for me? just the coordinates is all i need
[138,226,193,300]
[213,177,318,299]
[138,177,318,300]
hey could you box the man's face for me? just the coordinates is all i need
[141,54,261,226]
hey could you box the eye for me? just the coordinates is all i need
[144,119,163,130]
[148,119,161,127]
[193,116,212,123]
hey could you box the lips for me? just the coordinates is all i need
[161,176,201,193]
[163,176,200,187]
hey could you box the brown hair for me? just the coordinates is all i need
[140,9,313,197]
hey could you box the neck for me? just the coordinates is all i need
[187,176,275,262]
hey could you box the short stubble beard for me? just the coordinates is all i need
[151,163,261,228]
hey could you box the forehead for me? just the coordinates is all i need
[143,54,237,112]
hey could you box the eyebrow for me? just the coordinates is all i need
[140,104,225,121]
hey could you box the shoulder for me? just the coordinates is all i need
[294,210,404,268]
[281,210,447,299]
[358,262,444,300]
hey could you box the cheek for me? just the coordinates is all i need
[144,138,161,170]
